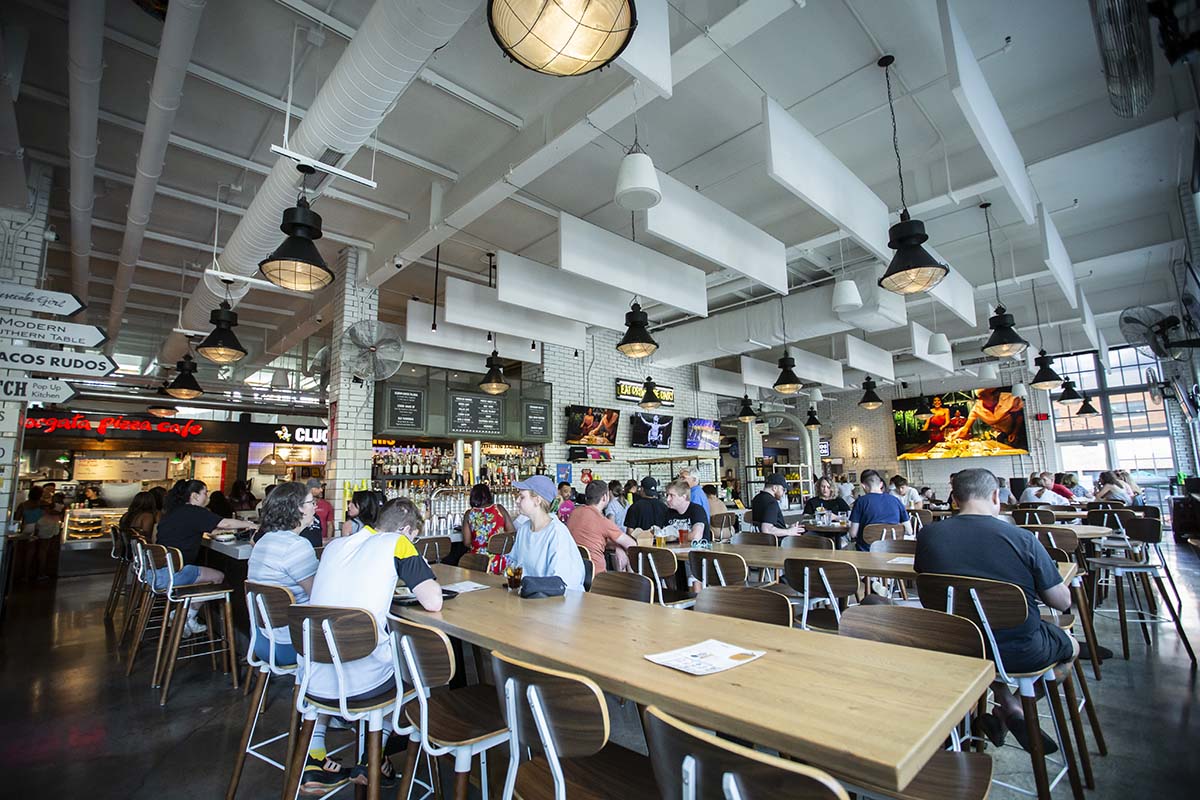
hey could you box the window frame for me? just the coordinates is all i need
[1051,347,1169,443]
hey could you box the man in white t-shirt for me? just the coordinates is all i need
[889,475,924,509]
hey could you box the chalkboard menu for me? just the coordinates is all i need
[448,392,504,436]
[388,387,425,431]
[523,401,549,439]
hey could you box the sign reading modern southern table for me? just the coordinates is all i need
[523,400,549,439]
[0,344,118,378]
[448,392,504,436]
[0,283,85,317]
[0,378,75,404]
[0,313,106,348]
[615,377,675,407]
[388,387,425,431]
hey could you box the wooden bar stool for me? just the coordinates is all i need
[391,616,508,800]
[103,525,131,621]
[491,650,659,800]
[1027,528,1105,681]
[119,537,153,650]
[124,542,173,677]
[643,705,849,800]
[589,571,653,603]
[696,586,793,627]
[628,545,696,608]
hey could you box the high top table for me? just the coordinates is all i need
[393,564,994,793]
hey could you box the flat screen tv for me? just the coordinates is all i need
[629,412,673,449]
[684,417,720,450]
[892,387,1028,460]
[564,405,620,446]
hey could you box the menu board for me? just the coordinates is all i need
[74,456,168,482]
[449,392,504,436]
[388,388,425,431]
[523,401,549,439]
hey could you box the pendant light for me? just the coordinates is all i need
[1057,378,1083,406]
[804,405,821,430]
[259,164,334,291]
[166,354,202,400]
[258,444,289,476]
[927,302,951,355]
[1028,283,1063,390]
[831,236,863,313]
[197,280,247,364]
[858,377,883,410]
[148,380,177,417]
[616,299,657,358]
[1012,382,1028,398]
[737,394,756,423]
[615,105,661,210]
[979,202,1029,358]
[271,368,291,391]
[488,0,637,77]
[978,362,999,383]
[638,376,662,410]
[877,56,948,295]
[913,381,933,420]
[479,350,510,395]
[773,295,802,394]
[809,387,824,404]
[1076,392,1099,415]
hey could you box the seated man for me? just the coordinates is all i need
[569,480,638,573]
[1019,473,1070,506]
[624,477,669,535]
[302,498,442,790]
[916,469,1078,752]
[847,470,911,551]
[750,474,802,537]
[664,480,712,545]
[509,476,586,591]
[677,467,710,520]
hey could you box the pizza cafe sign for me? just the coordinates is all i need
[25,414,204,439]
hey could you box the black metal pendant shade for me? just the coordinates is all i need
[197,301,247,364]
[982,304,1029,358]
[259,195,334,291]
[1076,393,1099,415]
[479,350,510,395]
[616,302,657,358]
[639,377,661,410]
[1057,378,1083,406]
[773,354,802,394]
[737,394,756,422]
[166,354,202,400]
[804,406,821,430]
[1030,350,1063,391]
[879,211,948,295]
[859,377,883,410]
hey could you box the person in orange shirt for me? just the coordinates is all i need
[567,480,638,573]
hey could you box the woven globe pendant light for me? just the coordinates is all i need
[488,0,637,77]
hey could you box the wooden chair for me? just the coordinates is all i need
[458,552,491,572]
[860,522,905,546]
[283,606,404,800]
[576,544,594,592]
[589,571,653,603]
[487,532,515,555]
[695,586,793,627]
[1016,502,1052,509]
[732,531,776,547]
[869,539,916,555]
[642,705,850,800]
[916,574,1089,800]
[688,550,748,588]
[780,534,833,551]
[416,535,453,564]
[1013,508,1056,526]
[491,651,658,800]
[710,511,738,542]
[124,540,171,676]
[390,616,509,800]
[781,558,866,631]
[910,508,933,531]
[628,545,696,608]
[1086,500,1125,510]
[740,509,759,532]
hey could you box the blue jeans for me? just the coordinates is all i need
[151,564,199,591]
[253,634,297,667]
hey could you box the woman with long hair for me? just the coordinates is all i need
[341,490,384,536]
[803,477,850,516]
[229,480,257,511]
[463,483,514,574]
[207,490,235,519]
[120,491,159,539]
[1095,471,1132,504]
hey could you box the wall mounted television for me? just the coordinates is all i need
[684,417,720,450]
[892,387,1028,460]
[564,405,620,446]
[629,412,673,449]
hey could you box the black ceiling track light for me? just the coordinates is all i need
[616,299,657,358]
[979,202,1029,359]
[259,164,334,291]
[859,376,883,410]
[804,405,821,430]
[166,354,202,400]
[479,350,510,395]
[877,55,948,295]
[197,280,247,364]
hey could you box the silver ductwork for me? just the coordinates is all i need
[67,0,106,304]
[1089,0,1155,118]
[158,0,481,365]
[105,0,207,354]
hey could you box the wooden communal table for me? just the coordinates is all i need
[395,564,995,793]
[1019,523,1113,540]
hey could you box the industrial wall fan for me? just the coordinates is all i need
[1119,306,1200,361]
[339,321,405,383]
[305,345,331,391]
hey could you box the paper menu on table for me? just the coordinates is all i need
[441,581,492,593]
[645,640,765,675]
[886,556,915,565]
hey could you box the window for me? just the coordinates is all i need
[1058,442,1109,479]
[1107,391,1168,434]
[1053,396,1106,436]
[1112,437,1174,472]
[1106,347,1160,389]
[1054,352,1100,393]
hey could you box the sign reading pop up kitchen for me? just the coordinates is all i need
[614,378,675,407]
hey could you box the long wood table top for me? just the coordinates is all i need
[397,564,995,792]
[1019,523,1113,540]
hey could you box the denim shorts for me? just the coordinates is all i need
[152,564,200,591]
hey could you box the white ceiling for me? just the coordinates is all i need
[7,0,1196,391]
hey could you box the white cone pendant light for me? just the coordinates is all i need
[928,331,951,355]
[832,279,863,313]
[615,146,661,210]
[809,387,824,404]
[1012,383,1028,398]
[978,362,999,382]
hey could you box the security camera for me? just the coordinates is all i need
[43,226,59,242]
[316,314,324,324]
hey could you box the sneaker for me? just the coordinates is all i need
[350,756,397,789]
[300,756,350,796]
[869,578,889,597]
[183,616,207,637]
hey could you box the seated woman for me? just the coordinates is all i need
[1062,473,1092,501]
[155,481,255,588]
[207,490,235,519]
[1095,471,1132,504]
[341,489,383,537]
[803,477,850,516]
[464,483,514,574]
[119,491,160,540]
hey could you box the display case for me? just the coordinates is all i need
[61,508,125,550]
[743,462,813,510]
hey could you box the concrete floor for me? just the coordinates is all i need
[1,544,1198,799]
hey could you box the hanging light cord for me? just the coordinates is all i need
[778,294,788,346]
[984,205,1001,307]
[884,63,907,212]
[1031,282,1045,350]
[431,244,441,331]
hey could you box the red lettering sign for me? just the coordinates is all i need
[25,415,204,439]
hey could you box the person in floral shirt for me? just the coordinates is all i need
[463,483,514,574]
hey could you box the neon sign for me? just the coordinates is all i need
[25,414,204,439]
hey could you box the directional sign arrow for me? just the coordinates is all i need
[0,313,106,348]
[0,344,118,378]
[0,377,75,404]
[0,282,85,317]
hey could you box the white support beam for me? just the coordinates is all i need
[44,267,295,316]
[52,211,218,255]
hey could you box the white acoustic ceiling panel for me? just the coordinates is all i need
[938,0,1037,225]
[763,95,891,262]
[924,249,977,327]
[403,341,488,373]
[495,251,632,331]
[1079,290,1099,349]
[698,365,750,398]
[406,299,542,363]
[442,277,586,349]
[616,0,673,98]
[835,265,908,331]
[558,212,707,317]
[740,356,782,390]
[1097,330,1110,372]
[645,171,787,295]
[790,348,845,388]
[1039,203,1078,309]
[910,321,954,373]
[845,334,895,382]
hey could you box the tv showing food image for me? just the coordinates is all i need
[564,405,620,446]
[684,417,720,450]
[893,387,1028,460]
[630,412,673,449]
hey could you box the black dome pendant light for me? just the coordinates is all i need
[639,376,662,410]
[980,202,1029,359]
[737,394,756,423]
[859,376,883,410]
[1028,284,1063,390]
[259,164,334,292]
[166,354,202,400]
[804,405,821,430]
[479,350,510,395]
[877,55,948,295]
[197,280,248,364]
[773,296,802,394]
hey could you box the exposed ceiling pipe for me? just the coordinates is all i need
[67,0,105,305]
[158,0,480,366]
[105,0,207,355]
